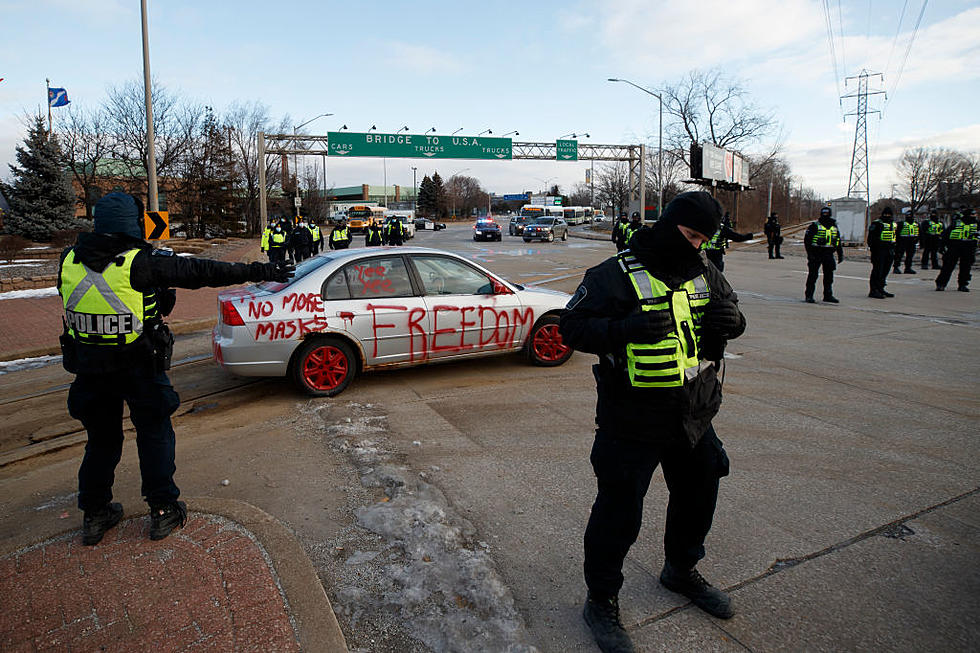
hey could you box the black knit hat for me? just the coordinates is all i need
[93,192,144,239]
[882,207,893,217]
[658,191,722,237]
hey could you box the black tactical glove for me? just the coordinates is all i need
[614,310,674,345]
[700,300,742,338]
[270,260,296,282]
[837,251,844,264]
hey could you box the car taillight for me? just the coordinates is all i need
[220,300,245,326]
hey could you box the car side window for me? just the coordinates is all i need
[412,256,493,295]
[343,257,414,298]
[322,271,351,300]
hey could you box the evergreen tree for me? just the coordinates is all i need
[1,115,78,241]
[430,171,447,219]
[416,174,434,217]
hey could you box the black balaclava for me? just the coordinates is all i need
[93,192,144,240]
[631,191,722,272]
[819,207,834,227]
[881,207,893,220]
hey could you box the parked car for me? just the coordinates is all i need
[414,217,446,231]
[212,247,574,395]
[384,215,416,239]
[508,216,531,236]
[473,218,502,242]
[522,217,569,243]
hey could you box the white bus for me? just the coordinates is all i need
[562,206,587,225]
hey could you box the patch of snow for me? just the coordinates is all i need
[0,354,62,375]
[0,261,45,269]
[0,286,59,301]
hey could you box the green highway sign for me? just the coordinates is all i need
[556,139,578,161]
[327,132,512,160]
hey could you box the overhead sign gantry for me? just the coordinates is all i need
[258,131,647,227]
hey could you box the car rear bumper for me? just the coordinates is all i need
[212,325,290,377]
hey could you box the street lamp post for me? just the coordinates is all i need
[608,78,663,219]
[140,0,159,211]
[293,112,334,217]
[411,166,418,214]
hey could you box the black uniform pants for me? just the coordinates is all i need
[920,238,940,269]
[869,247,893,294]
[268,247,286,263]
[805,254,836,299]
[583,426,729,600]
[767,235,781,258]
[894,239,917,272]
[68,371,181,512]
[705,249,724,272]
[936,246,975,289]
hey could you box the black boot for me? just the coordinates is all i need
[882,290,894,297]
[823,295,840,303]
[958,286,970,292]
[149,501,187,541]
[868,290,885,299]
[660,562,734,619]
[82,503,123,546]
[583,594,635,652]
[804,296,815,303]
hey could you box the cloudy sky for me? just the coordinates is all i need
[2,0,977,203]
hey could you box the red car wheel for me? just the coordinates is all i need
[526,316,572,366]
[291,338,357,396]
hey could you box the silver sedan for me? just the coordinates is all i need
[212,246,574,395]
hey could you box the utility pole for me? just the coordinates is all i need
[842,70,885,202]
[140,0,159,211]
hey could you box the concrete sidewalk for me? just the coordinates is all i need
[1,498,347,652]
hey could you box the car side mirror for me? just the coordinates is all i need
[492,279,512,295]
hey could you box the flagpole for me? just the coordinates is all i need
[46,78,52,135]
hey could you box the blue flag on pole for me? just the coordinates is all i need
[48,87,70,107]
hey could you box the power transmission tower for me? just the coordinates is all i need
[842,70,885,200]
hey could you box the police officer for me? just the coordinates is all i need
[560,192,746,653]
[385,216,405,246]
[935,208,978,292]
[623,212,643,248]
[260,222,273,261]
[329,218,353,250]
[310,220,324,254]
[365,221,385,247]
[893,209,918,274]
[267,223,288,262]
[702,212,753,273]
[919,210,943,270]
[764,212,784,259]
[867,207,896,299]
[613,213,630,252]
[290,219,313,261]
[803,206,843,303]
[59,192,293,545]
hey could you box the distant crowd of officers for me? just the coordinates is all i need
[260,215,407,263]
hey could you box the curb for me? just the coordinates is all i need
[0,497,349,653]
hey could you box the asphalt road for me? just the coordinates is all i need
[1,225,977,652]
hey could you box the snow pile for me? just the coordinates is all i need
[0,286,59,301]
[0,354,61,374]
[308,401,537,653]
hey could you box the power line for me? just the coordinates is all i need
[888,0,928,105]
[884,0,909,79]
[837,0,847,78]
[823,0,844,116]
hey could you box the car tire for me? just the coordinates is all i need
[509,227,515,236]
[291,337,357,397]
[547,231,555,242]
[523,238,532,243]
[562,230,568,241]
[525,315,572,367]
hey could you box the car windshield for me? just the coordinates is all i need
[530,218,555,226]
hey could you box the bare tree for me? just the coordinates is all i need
[225,102,287,234]
[104,79,201,205]
[60,107,112,219]
[660,69,778,167]
[595,162,631,216]
[896,147,960,216]
[446,174,488,218]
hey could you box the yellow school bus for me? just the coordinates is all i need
[346,205,385,233]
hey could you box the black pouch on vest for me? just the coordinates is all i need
[149,322,175,372]
[59,320,78,374]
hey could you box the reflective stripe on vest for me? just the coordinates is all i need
[260,228,271,249]
[703,229,726,251]
[331,227,349,241]
[899,222,918,237]
[811,224,840,247]
[878,221,896,242]
[270,232,286,246]
[618,254,710,388]
[928,220,943,236]
[949,221,977,241]
[310,225,321,241]
[60,248,151,346]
